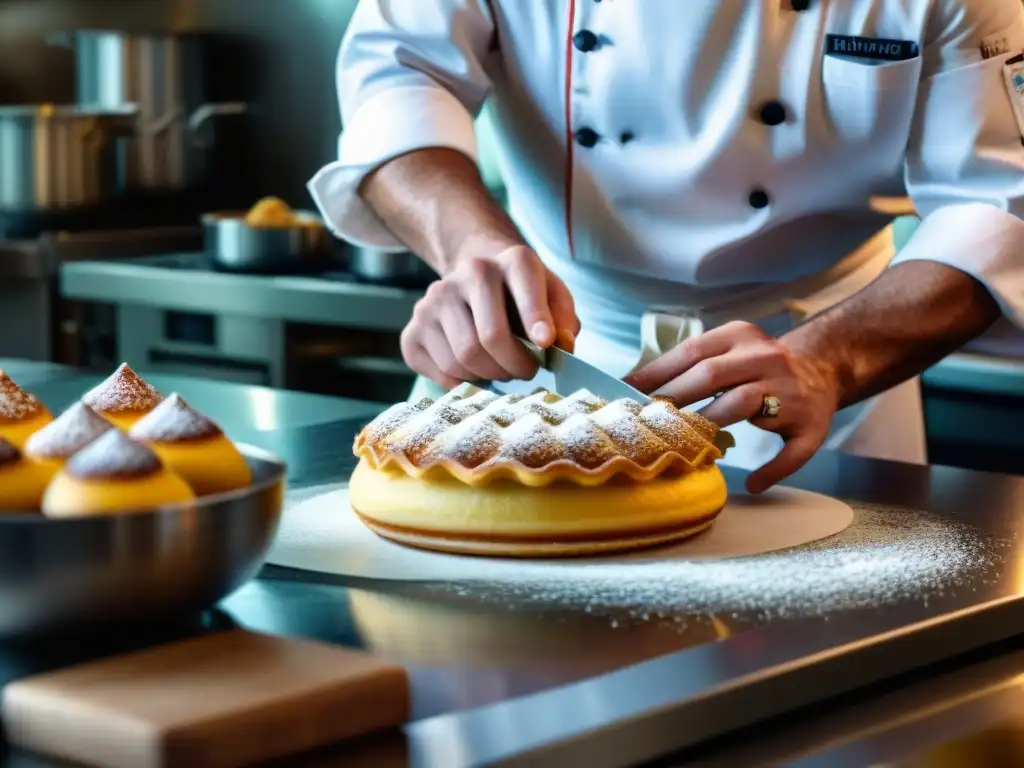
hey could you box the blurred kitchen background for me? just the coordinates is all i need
[0,0,1021,475]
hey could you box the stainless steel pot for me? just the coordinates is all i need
[50,30,248,192]
[350,247,438,287]
[203,211,331,273]
[0,105,137,211]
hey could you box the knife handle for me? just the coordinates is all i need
[504,287,528,338]
[502,288,549,367]
[505,287,577,358]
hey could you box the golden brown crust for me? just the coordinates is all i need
[353,384,731,487]
[356,512,720,558]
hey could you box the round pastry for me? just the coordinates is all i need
[0,438,57,512]
[81,363,163,430]
[24,401,113,477]
[42,429,195,518]
[351,385,733,558]
[0,370,53,448]
[129,393,252,496]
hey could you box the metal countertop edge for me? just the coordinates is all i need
[59,261,422,331]
[57,262,1024,398]
[922,352,1024,398]
[400,594,1024,768]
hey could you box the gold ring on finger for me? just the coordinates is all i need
[760,395,781,418]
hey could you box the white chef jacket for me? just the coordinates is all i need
[310,0,1024,470]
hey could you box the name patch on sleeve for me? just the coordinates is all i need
[826,34,919,62]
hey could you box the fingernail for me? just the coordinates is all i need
[531,321,552,344]
[555,329,577,353]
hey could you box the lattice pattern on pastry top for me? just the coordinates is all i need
[353,384,731,487]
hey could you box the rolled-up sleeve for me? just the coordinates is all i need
[892,0,1024,326]
[308,0,495,249]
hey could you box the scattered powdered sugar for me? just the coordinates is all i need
[130,393,222,443]
[0,370,44,422]
[65,429,162,480]
[0,438,21,467]
[24,402,112,459]
[422,505,1005,621]
[82,363,162,413]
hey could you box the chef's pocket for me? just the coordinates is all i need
[821,55,923,144]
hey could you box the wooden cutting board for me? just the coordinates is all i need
[2,629,410,768]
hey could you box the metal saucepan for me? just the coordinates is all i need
[0,444,285,642]
[0,105,138,211]
[350,246,438,288]
[203,211,332,273]
[49,30,248,193]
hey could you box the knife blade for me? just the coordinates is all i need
[518,339,652,404]
[501,289,650,403]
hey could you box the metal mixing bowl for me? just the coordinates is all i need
[349,246,437,287]
[0,444,285,642]
[202,211,331,273]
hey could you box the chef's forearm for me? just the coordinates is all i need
[359,148,526,275]
[782,261,1002,409]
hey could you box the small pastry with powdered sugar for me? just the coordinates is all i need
[42,429,194,518]
[0,438,55,512]
[0,370,53,448]
[25,402,113,469]
[81,363,163,431]
[130,393,252,496]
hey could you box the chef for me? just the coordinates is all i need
[309,0,1024,492]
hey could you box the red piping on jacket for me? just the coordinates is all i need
[563,0,577,256]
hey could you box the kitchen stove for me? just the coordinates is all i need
[60,249,423,397]
[0,225,204,365]
[131,250,352,279]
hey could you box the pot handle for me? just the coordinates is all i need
[141,108,185,138]
[187,102,249,148]
[79,118,109,151]
[81,114,139,149]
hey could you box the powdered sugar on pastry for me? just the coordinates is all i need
[65,430,162,480]
[82,363,162,414]
[0,371,45,422]
[354,383,731,486]
[25,402,112,459]
[130,394,222,443]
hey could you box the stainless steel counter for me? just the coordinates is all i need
[62,251,1024,382]
[2,359,1024,767]
[61,253,421,332]
[659,637,1024,765]
[59,252,424,391]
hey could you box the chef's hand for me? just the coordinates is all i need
[624,321,841,494]
[401,245,581,388]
